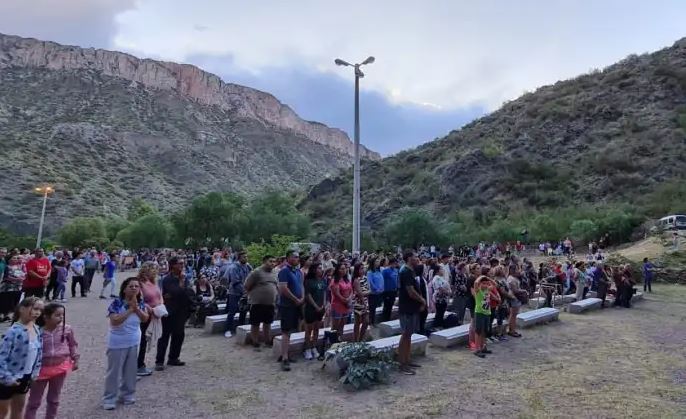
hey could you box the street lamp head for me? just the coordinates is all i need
[361,56,375,65]
[334,58,351,67]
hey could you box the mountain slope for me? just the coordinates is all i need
[301,38,686,245]
[0,34,378,234]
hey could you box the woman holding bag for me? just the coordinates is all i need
[24,303,79,419]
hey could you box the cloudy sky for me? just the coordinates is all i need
[2,1,685,155]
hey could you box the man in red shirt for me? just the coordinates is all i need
[24,248,51,297]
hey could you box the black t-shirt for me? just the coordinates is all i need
[466,276,476,310]
[398,266,421,315]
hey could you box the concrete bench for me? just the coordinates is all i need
[271,324,355,357]
[428,324,470,348]
[326,333,429,361]
[516,307,559,328]
[234,321,281,344]
[372,305,399,323]
[528,294,576,308]
[377,311,452,338]
[204,312,250,334]
[568,297,602,314]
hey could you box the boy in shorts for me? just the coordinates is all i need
[473,275,495,358]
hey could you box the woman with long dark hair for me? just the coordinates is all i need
[102,278,149,411]
[303,263,326,360]
[329,263,352,337]
[352,263,370,342]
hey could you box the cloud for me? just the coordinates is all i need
[189,54,483,155]
[112,0,686,110]
[0,0,135,48]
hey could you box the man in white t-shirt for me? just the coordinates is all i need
[70,252,86,298]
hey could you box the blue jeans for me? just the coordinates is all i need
[225,294,246,333]
[56,281,66,300]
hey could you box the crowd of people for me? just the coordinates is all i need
[0,241,653,415]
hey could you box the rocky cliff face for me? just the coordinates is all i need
[0,34,380,234]
[0,33,379,160]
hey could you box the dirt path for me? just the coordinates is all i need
[18,271,686,419]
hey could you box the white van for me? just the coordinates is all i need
[658,214,686,231]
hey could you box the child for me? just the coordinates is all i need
[100,255,117,299]
[473,276,495,358]
[103,277,149,410]
[25,303,79,419]
[430,266,451,328]
[55,261,69,303]
[0,297,44,418]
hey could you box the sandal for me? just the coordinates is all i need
[508,332,522,338]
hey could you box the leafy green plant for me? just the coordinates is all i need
[331,342,396,391]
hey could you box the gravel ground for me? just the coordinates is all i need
[10,271,686,419]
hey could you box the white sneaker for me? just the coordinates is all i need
[303,349,313,360]
[224,331,233,339]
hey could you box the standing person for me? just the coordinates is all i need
[597,263,610,308]
[430,266,452,328]
[0,297,44,419]
[397,251,425,375]
[83,251,99,295]
[244,256,278,350]
[103,278,149,410]
[380,258,399,322]
[25,303,79,419]
[329,263,353,340]
[0,256,25,322]
[155,257,193,371]
[136,262,162,377]
[574,262,587,301]
[352,263,370,342]
[45,252,64,302]
[24,249,51,298]
[54,261,68,303]
[70,252,86,298]
[450,262,469,325]
[99,256,117,299]
[366,257,384,326]
[473,276,495,358]
[223,252,252,339]
[506,265,522,338]
[303,263,326,360]
[642,258,654,293]
[277,251,304,372]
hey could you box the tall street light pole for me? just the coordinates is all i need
[335,56,375,254]
[34,186,54,248]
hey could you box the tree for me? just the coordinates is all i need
[245,234,296,266]
[104,216,130,241]
[569,219,598,244]
[116,214,172,249]
[127,199,157,222]
[171,192,246,248]
[384,209,443,249]
[243,191,310,243]
[58,217,108,248]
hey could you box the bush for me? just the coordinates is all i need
[327,342,395,391]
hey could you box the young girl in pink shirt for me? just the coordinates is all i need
[25,303,79,419]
